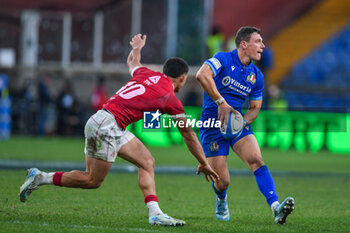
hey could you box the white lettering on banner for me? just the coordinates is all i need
[162,118,221,129]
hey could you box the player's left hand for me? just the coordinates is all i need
[197,163,220,182]
[130,34,147,50]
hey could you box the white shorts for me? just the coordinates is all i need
[84,109,135,162]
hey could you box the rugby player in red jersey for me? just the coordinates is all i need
[19,34,219,227]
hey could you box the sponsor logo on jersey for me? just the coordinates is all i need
[222,76,231,86]
[143,75,161,86]
[209,58,222,70]
[231,66,235,71]
[149,75,161,84]
[143,110,161,129]
[221,76,252,96]
[246,72,256,84]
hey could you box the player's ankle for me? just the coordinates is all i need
[270,201,279,211]
[146,201,163,216]
[40,172,55,185]
[145,195,163,216]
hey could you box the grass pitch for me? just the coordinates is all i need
[0,137,350,233]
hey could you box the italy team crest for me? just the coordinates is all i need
[210,141,219,152]
[247,72,256,84]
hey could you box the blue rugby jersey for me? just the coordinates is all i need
[202,49,264,118]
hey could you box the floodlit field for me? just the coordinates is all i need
[0,137,350,233]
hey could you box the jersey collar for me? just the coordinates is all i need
[232,49,252,69]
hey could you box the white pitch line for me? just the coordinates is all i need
[1,220,164,233]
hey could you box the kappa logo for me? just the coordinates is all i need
[143,110,161,129]
[231,66,235,71]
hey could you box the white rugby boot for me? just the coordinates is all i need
[273,197,295,224]
[19,168,42,202]
[149,213,185,226]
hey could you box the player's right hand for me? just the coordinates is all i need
[196,163,220,182]
[217,102,237,126]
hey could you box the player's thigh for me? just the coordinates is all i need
[85,155,112,184]
[207,156,230,183]
[84,110,135,163]
[232,134,263,171]
[200,127,231,157]
[117,137,154,169]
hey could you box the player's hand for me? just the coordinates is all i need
[196,163,219,182]
[130,34,147,50]
[218,102,238,126]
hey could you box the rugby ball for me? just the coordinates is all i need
[220,112,244,140]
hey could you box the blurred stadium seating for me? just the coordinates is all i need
[282,22,350,111]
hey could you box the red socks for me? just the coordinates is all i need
[144,195,158,204]
[53,172,64,186]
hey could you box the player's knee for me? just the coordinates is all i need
[216,176,230,190]
[89,181,102,189]
[86,177,103,189]
[142,155,155,171]
[246,155,264,171]
[220,179,230,190]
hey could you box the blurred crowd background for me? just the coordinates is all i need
[0,0,349,143]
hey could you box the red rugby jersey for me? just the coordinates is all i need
[103,67,185,129]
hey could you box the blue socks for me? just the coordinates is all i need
[254,165,279,206]
[211,165,278,206]
[212,182,227,199]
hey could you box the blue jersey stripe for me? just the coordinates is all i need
[250,96,263,101]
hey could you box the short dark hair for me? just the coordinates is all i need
[235,26,261,48]
[163,57,189,78]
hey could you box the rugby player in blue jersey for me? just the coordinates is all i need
[196,26,294,224]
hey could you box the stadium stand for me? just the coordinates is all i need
[268,0,350,85]
[281,22,350,111]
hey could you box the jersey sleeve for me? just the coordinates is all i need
[132,66,152,77]
[204,51,227,77]
[249,70,264,101]
[164,94,185,118]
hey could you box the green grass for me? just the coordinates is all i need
[1,136,350,174]
[0,137,350,232]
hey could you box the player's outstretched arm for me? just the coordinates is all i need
[127,34,147,74]
[196,64,237,124]
[174,117,219,182]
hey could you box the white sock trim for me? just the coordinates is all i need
[271,201,279,211]
[218,195,227,201]
[40,172,55,185]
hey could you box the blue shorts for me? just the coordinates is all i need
[200,123,253,157]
